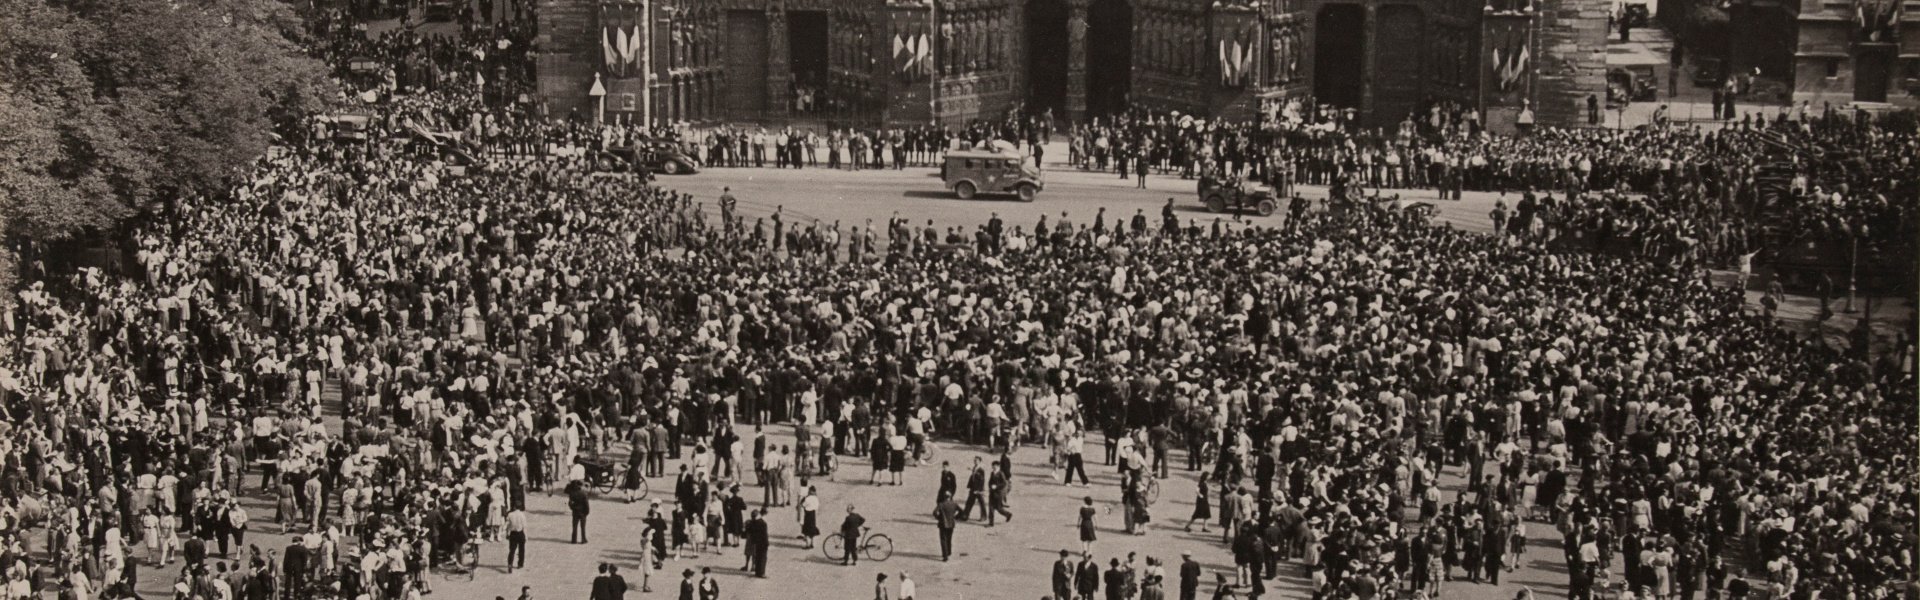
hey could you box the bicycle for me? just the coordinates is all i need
[440,541,478,581]
[822,528,894,563]
[584,460,650,500]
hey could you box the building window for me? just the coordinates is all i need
[1826,58,1841,78]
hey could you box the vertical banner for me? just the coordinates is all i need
[600,2,648,79]
[1481,15,1533,108]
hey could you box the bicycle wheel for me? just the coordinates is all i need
[632,475,650,500]
[591,469,615,494]
[1144,479,1160,505]
[863,534,893,562]
[823,533,846,562]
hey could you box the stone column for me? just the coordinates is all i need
[768,3,791,118]
[1066,0,1090,123]
[1361,2,1378,122]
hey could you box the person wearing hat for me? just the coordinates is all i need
[1054,550,1076,600]
[677,569,696,600]
[1179,551,1202,600]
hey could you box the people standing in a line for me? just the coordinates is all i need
[934,492,961,561]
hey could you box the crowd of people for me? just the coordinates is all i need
[0,11,1916,600]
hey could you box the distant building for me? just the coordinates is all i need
[533,0,1609,128]
[1667,0,1916,106]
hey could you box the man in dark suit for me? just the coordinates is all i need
[745,510,770,576]
[961,460,986,521]
[568,481,591,543]
[937,462,958,505]
[1103,558,1126,600]
[1179,551,1202,600]
[987,467,1013,525]
[607,565,628,600]
[934,492,961,561]
[1052,550,1075,600]
[1075,553,1101,600]
[590,564,615,600]
[282,537,310,596]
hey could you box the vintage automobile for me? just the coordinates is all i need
[941,148,1043,201]
[1197,173,1278,216]
[608,141,701,175]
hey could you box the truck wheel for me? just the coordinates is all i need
[955,181,977,200]
[1257,199,1277,217]
[1016,184,1037,202]
[1205,194,1226,213]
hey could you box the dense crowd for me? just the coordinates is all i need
[1058,102,1917,269]
[1,13,1917,600]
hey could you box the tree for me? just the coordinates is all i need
[0,0,333,248]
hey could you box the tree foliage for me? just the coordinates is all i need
[0,0,334,242]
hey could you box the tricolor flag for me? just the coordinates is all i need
[1229,40,1245,86]
[602,26,615,69]
[1239,37,1255,84]
[629,26,644,68]
[1219,40,1232,84]
[615,27,631,75]
[919,34,934,74]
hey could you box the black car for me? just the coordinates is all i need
[610,142,701,175]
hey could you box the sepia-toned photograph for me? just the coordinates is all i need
[0,0,1915,599]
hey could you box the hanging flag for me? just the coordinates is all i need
[602,26,615,69]
[1240,36,1255,85]
[1231,40,1245,86]
[615,26,631,76]
[893,34,906,67]
[1219,40,1232,84]
[919,34,934,75]
[1491,42,1507,89]
[629,26,644,67]
[1510,36,1530,89]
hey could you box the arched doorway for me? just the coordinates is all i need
[1313,4,1366,111]
[1085,0,1132,118]
[1026,0,1071,116]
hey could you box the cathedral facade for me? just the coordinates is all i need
[533,0,1608,128]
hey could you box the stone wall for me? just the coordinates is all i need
[1534,0,1609,126]
[535,0,600,119]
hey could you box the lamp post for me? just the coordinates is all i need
[642,0,651,129]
